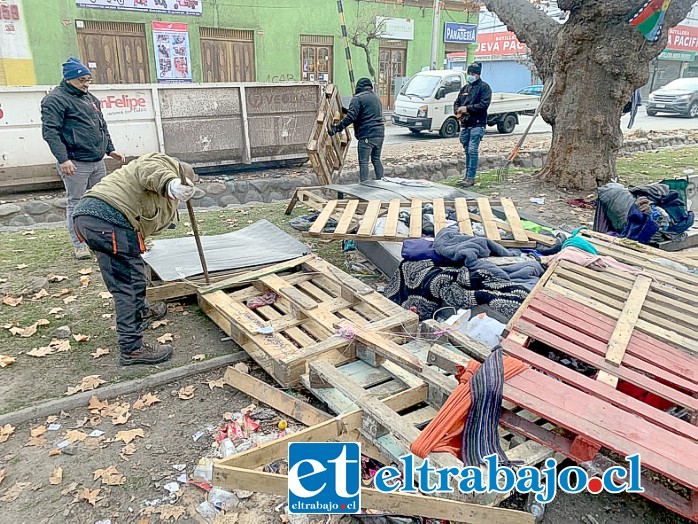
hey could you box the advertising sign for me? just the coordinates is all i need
[667,25,698,52]
[376,17,414,40]
[444,23,478,44]
[152,22,192,83]
[75,0,201,17]
[476,31,528,60]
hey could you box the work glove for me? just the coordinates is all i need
[167,178,195,202]
[328,124,342,137]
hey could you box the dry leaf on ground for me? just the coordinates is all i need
[0,355,16,368]
[72,334,90,343]
[65,375,105,396]
[15,264,28,270]
[48,274,68,283]
[192,354,205,361]
[132,393,161,410]
[115,429,144,444]
[30,425,47,438]
[0,424,15,443]
[61,482,78,496]
[79,276,90,288]
[233,362,249,374]
[88,396,109,413]
[63,430,88,444]
[63,296,77,305]
[49,467,63,485]
[2,296,22,307]
[112,411,131,426]
[77,487,102,506]
[0,468,5,486]
[48,448,61,457]
[159,506,186,521]
[119,443,136,460]
[177,386,195,400]
[48,307,63,315]
[91,348,110,359]
[28,346,56,358]
[25,435,47,447]
[0,481,32,502]
[98,291,112,300]
[109,403,131,425]
[78,267,93,276]
[94,466,125,486]
[54,289,71,297]
[51,339,71,352]
[101,313,113,319]
[18,323,38,338]
[157,332,174,344]
[32,289,49,300]
[150,319,169,329]
[207,378,225,391]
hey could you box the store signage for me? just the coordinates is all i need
[659,50,696,62]
[75,0,202,17]
[153,22,192,83]
[376,17,414,41]
[444,23,477,44]
[476,31,528,60]
[667,26,698,52]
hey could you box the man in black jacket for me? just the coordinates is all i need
[329,78,385,182]
[453,62,492,187]
[41,57,125,260]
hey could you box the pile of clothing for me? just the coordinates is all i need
[385,228,545,321]
[597,182,694,244]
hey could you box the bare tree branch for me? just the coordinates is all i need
[482,0,560,54]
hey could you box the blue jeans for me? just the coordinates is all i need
[459,126,485,180]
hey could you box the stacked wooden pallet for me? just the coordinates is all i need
[305,196,555,248]
[307,84,352,185]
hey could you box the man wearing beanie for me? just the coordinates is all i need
[329,77,385,182]
[41,57,125,260]
[453,62,491,187]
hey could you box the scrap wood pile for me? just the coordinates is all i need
[181,203,698,520]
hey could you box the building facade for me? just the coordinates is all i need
[0,0,478,108]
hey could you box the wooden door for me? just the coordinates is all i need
[378,45,406,109]
[77,21,150,84]
[200,28,255,83]
[300,36,334,83]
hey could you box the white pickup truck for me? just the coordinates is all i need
[391,70,540,137]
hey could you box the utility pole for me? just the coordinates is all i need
[429,0,441,70]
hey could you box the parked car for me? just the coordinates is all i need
[647,78,698,118]
[517,85,543,96]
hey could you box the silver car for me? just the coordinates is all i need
[647,77,698,118]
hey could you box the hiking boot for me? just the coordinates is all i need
[140,301,168,331]
[74,244,91,260]
[458,178,476,188]
[120,342,173,366]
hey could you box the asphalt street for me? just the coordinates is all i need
[384,112,697,146]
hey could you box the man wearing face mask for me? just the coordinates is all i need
[453,62,491,187]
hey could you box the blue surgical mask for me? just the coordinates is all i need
[466,75,477,84]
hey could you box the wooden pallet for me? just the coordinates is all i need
[211,379,534,523]
[498,260,698,520]
[307,84,352,185]
[304,197,556,248]
[301,336,556,507]
[197,255,418,387]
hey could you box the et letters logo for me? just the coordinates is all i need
[288,442,361,514]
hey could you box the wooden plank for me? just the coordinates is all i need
[334,199,360,236]
[500,197,529,243]
[259,274,319,311]
[477,198,501,241]
[212,466,534,524]
[410,199,423,238]
[308,199,338,235]
[356,200,382,237]
[432,198,447,235]
[383,199,402,239]
[454,197,473,236]
[223,366,330,427]
[598,275,652,387]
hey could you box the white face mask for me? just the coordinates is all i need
[466,75,477,84]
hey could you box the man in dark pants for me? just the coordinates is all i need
[41,57,125,260]
[73,153,196,366]
[454,62,492,187]
[329,78,385,183]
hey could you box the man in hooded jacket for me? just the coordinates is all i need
[329,78,385,182]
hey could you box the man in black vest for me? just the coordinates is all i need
[454,62,492,187]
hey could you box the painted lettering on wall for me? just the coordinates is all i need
[98,94,149,117]
[264,74,295,83]
[247,90,315,110]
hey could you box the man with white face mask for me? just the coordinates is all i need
[453,62,492,187]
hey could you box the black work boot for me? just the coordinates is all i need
[140,302,168,331]
[120,342,173,366]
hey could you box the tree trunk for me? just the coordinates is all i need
[484,0,696,190]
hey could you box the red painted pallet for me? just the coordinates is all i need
[499,261,698,521]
